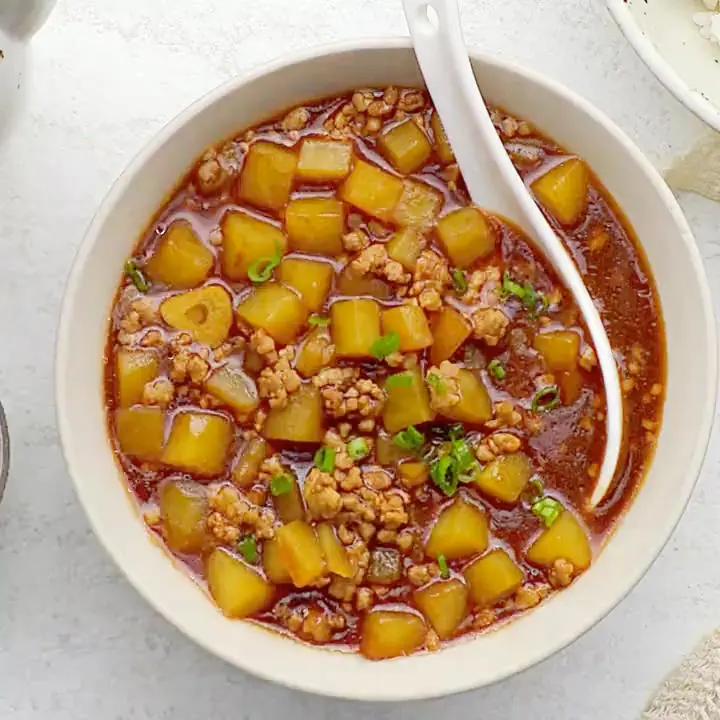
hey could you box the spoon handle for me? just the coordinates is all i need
[404,0,624,509]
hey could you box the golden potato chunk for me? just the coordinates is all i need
[317,523,353,578]
[531,158,589,225]
[360,609,427,660]
[437,369,492,424]
[205,366,259,414]
[286,197,345,256]
[145,221,214,289]
[277,258,333,311]
[340,159,404,222]
[381,305,433,352]
[472,452,532,504]
[436,207,495,268]
[431,111,455,165]
[414,579,469,639]
[296,138,353,183]
[464,549,524,606]
[387,228,424,271]
[527,510,591,570]
[378,119,432,175]
[232,435,268,488]
[398,461,429,488]
[558,368,583,405]
[426,499,488,560]
[160,285,233,348]
[236,282,308,344]
[162,411,234,476]
[276,520,326,588]
[336,267,392,299]
[383,366,435,433]
[237,141,297,212]
[295,326,335,378]
[221,212,286,282]
[330,299,381,358]
[115,407,165,461]
[429,306,471,365]
[262,538,291,584]
[392,179,443,228]
[115,349,159,407]
[263,384,325,443]
[534,330,580,372]
[206,547,275,618]
[272,473,305,523]
[159,479,208,553]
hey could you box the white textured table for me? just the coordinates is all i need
[1,1,719,717]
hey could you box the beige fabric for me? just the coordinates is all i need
[665,130,720,202]
[642,630,720,719]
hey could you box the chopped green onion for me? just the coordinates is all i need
[532,385,561,412]
[247,242,283,284]
[313,446,336,473]
[451,268,468,293]
[237,535,258,563]
[524,478,545,505]
[430,455,458,496]
[488,359,506,381]
[125,259,150,293]
[270,472,294,496]
[347,437,370,460]
[308,314,330,326]
[501,271,547,315]
[386,372,413,389]
[448,423,464,440]
[532,497,563,528]
[393,425,425,451]
[450,438,476,475]
[426,372,446,393]
[370,331,401,360]
[438,553,450,579]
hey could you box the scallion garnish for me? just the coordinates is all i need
[426,372,446,393]
[308,314,330,327]
[448,423,464,440]
[438,553,450,579]
[386,372,413,389]
[531,385,561,412]
[247,242,283,284]
[270,472,294,496]
[370,331,401,360]
[450,438,476,475]
[532,496,563,528]
[430,455,458,496]
[501,271,547,315]
[488,359,506,381]
[237,535,258,563]
[451,268,468,293]
[393,425,425,451]
[125,259,150,293]
[313,446,336,473]
[347,437,370,460]
[428,437,479,496]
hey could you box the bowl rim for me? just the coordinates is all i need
[56,36,718,700]
[606,0,720,133]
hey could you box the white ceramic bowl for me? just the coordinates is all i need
[56,39,717,701]
[607,0,720,132]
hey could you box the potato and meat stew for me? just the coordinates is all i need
[106,87,664,659]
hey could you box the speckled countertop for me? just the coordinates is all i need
[1,1,719,718]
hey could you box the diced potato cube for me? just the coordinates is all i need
[297,138,353,183]
[558,369,583,405]
[437,369,492,424]
[336,267,392,299]
[262,538,291,584]
[207,547,275,618]
[276,520,326,587]
[115,349,159,407]
[360,609,427,660]
[383,366,435,433]
[160,285,233,348]
[277,258,333,311]
[534,330,580,372]
[317,523,353,578]
[115,407,165,460]
[272,473,305,523]
[295,326,335,378]
[430,306,471,365]
[531,158,589,225]
[221,212,287,281]
[286,197,345,256]
[426,499,488,560]
[381,305,433,352]
[330,299,381,358]
[376,431,414,465]
[340,159,404,222]
[237,141,297,212]
[367,547,402,585]
[392,180,443,228]
[436,207,495,268]
[263,384,325,443]
[527,510,591,570]
[414,579,469,639]
[159,479,208,553]
[162,411,234,476]
[431,111,455,165]
[236,283,308,344]
[472,452,532,504]
[232,435,268,488]
[387,228,424,271]
[145,221,214,289]
[378,119,432,174]
[464,549,524,606]
[205,366,259,414]
[398,461,428,488]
